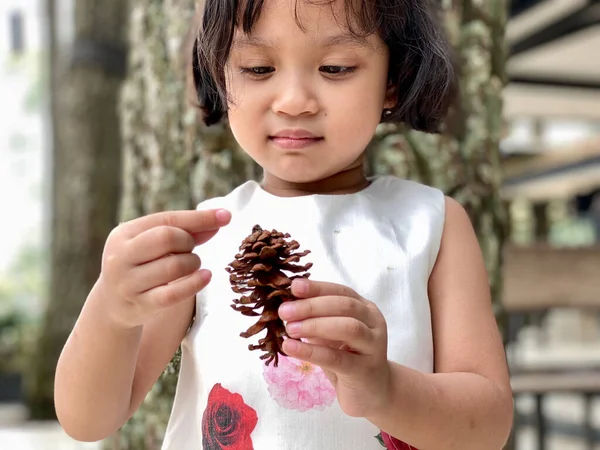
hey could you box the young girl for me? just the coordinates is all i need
[54,0,513,448]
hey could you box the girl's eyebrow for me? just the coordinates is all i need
[232,32,372,50]
[321,33,372,49]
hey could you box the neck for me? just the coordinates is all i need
[261,165,369,197]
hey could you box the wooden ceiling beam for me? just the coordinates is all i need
[509,76,600,91]
[503,244,600,312]
[510,0,548,18]
[510,1,600,57]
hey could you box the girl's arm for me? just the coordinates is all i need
[367,197,513,449]
[55,208,229,442]
[54,281,195,442]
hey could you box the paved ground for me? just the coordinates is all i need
[0,422,101,450]
[0,404,102,449]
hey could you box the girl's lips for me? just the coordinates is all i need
[269,136,324,150]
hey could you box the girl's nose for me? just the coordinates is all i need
[271,75,319,117]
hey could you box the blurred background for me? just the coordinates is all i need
[0,0,599,449]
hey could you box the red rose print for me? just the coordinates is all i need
[202,383,258,450]
[379,431,418,450]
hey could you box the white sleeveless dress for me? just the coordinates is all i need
[162,175,445,450]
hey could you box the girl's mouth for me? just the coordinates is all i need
[268,136,324,149]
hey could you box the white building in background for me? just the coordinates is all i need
[0,0,44,271]
[0,0,41,59]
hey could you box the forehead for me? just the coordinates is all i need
[232,0,378,49]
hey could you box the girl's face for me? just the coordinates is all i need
[225,0,393,192]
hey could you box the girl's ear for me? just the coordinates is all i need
[384,81,397,110]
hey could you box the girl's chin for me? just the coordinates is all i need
[265,169,333,185]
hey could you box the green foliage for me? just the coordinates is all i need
[1,51,45,114]
[0,307,26,373]
[23,56,45,114]
[0,243,48,374]
[1,244,48,314]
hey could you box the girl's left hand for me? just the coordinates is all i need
[278,278,392,418]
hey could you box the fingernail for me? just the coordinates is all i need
[216,209,231,222]
[292,278,309,296]
[279,302,295,318]
[199,269,212,284]
[286,322,301,335]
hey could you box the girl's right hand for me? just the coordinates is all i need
[96,208,231,329]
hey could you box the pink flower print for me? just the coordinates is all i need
[263,355,336,411]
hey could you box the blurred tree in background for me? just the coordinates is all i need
[27,0,129,419]
[105,0,509,448]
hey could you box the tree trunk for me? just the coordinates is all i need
[109,0,509,447]
[105,2,258,448]
[27,0,129,420]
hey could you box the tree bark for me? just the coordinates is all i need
[27,0,129,420]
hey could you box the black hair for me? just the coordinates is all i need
[192,0,457,133]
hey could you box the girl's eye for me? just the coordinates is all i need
[239,65,357,78]
[240,66,274,77]
[319,66,357,76]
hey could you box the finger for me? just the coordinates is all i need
[282,338,358,374]
[301,341,340,383]
[279,295,374,327]
[128,253,201,292]
[141,268,212,309]
[286,317,374,354]
[306,337,346,350]
[291,278,362,301]
[127,226,197,264]
[120,209,231,239]
[191,228,220,246]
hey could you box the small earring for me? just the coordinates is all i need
[384,109,392,116]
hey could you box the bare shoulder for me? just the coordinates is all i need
[428,196,510,390]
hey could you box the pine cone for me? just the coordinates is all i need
[226,225,312,366]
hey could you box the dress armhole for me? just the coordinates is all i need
[428,191,446,277]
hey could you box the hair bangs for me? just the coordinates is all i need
[237,0,380,37]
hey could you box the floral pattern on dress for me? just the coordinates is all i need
[202,383,258,450]
[263,354,336,411]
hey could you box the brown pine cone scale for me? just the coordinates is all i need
[226,225,312,366]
